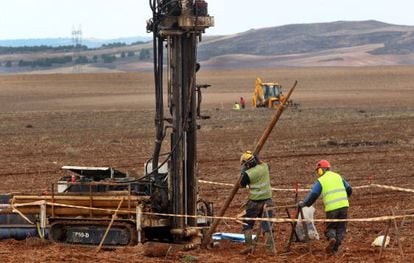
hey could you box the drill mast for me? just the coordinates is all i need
[147,0,213,235]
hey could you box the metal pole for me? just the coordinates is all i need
[137,204,143,244]
[40,201,47,239]
[202,81,298,247]
[51,183,55,217]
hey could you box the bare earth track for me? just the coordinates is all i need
[0,67,413,262]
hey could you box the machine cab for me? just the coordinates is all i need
[263,84,282,100]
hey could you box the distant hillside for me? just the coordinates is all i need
[2,20,414,73]
[199,20,414,68]
[199,20,414,58]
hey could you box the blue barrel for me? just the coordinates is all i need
[0,194,46,240]
[0,228,39,240]
[0,213,37,225]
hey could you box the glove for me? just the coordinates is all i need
[297,201,305,208]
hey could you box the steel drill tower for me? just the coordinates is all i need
[147,0,213,240]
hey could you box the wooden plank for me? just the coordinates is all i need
[15,207,135,216]
[378,220,391,260]
[12,195,148,209]
[96,198,124,252]
[13,195,145,201]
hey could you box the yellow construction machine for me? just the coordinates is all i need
[252,78,293,109]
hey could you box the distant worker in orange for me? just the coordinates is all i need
[240,97,246,109]
[298,160,352,255]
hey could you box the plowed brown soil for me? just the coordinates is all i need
[0,66,413,262]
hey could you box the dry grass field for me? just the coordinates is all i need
[0,66,413,262]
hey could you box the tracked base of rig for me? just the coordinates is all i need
[49,219,137,247]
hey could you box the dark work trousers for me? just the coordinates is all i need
[325,207,348,251]
[242,198,273,232]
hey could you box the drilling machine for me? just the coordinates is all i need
[146,0,214,243]
[2,0,214,247]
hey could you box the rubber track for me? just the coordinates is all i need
[49,219,137,247]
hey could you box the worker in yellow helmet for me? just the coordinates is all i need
[298,160,352,255]
[239,151,274,254]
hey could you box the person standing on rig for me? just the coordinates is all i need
[298,160,352,255]
[239,151,274,254]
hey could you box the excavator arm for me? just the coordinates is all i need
[252,77,264,107]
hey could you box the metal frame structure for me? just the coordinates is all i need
[147,0,213,240]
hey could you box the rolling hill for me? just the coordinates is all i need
[1,20,414,73]
[198,20,414,68]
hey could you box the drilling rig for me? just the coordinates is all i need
[145,0,214,242]
[1,0,214,247]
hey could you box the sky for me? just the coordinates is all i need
[0,0,413,40]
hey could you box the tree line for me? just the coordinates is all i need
[0,41,146,55]
[0,45,87,54]
[1,49,152,68]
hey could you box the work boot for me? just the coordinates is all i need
[264,231,275,255]
[333,246,340,256]
[240,229,254,255]
[332,242,341,256]
[325,238,336,254]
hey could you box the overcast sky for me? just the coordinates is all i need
[0,0,413,40]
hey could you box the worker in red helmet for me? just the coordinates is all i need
[298,160,352,255]
[239,151,274,254]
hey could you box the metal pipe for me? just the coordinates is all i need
[202,81,298,247]
[89,183,93,217]
[152,36,165,178]
[171,227,200,237]
[137,204,143,244]
[171,34,184,229]
[167,36,172,109]
[40,201,47,239]
[184,131,188,225]
[51,183,55,217]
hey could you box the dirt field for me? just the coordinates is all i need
[0,66,413,262]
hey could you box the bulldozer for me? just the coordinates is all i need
[252,78,293,109]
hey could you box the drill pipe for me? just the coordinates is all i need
[202,80,298,248]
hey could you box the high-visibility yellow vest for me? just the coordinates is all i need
[246,163,272,201]
[317,171,349,212]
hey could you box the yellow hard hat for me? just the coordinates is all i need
[240,151,254,165]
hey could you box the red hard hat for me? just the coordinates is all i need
[316,159,330,170]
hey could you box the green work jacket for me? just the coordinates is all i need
[318,171,349,212]
[246,163,272,201]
